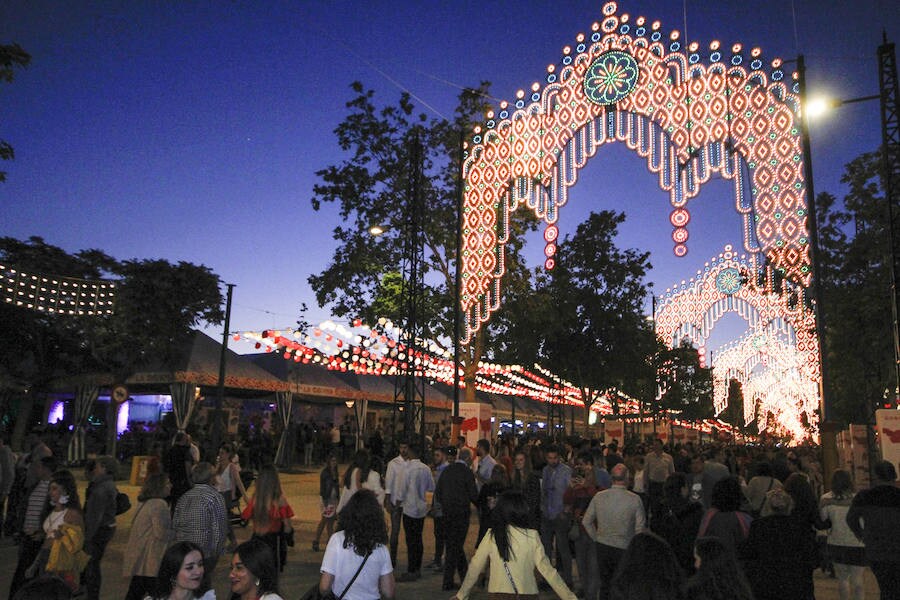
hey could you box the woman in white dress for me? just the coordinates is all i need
[336,449,384,513]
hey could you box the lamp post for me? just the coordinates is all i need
[797,37,899,479]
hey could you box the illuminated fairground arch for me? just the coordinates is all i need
[461,2,811,342]
[655,244,818,386]
[711,331,818,439]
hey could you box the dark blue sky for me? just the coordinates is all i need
[1,1,897,355]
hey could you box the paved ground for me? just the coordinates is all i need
[0,466,882,599]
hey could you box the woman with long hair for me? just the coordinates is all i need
[608,531,685,600]
[684,536,754,600]
[26,470,89,592]
[123,473,174,600]
[146,541,213,600]
[229,538,283,600]
[819,470,866,600]
[214,442,249,551]
[319,489,395,600]
[313,453,340,552]
[241,465,294,572]
[510,449,541,528]
[451,489,577,600]
[336,449,371,514]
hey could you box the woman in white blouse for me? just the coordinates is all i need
[451,489,577,600]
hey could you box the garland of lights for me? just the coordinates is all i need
[0,263,116,316]
[460,1,809,343]
[239,319,638,414]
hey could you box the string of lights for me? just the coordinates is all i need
[0,263,116,316]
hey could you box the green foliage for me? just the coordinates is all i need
[816,151,895,425]
[1,43,31,183]
[656,339,714,420]
[309,81,538,382]
[495,210,655,415]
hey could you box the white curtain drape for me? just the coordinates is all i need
[274,391,293,466]
[66,383,98,464]
[170,381,196,432]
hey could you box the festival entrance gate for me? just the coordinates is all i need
[458,2,819,429]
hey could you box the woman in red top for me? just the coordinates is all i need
[242,465,294,572]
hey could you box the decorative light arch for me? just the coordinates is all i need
[655,245,818,384]
[460,1,810,342]
[711,330,818,439]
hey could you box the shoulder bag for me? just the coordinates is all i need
[301,550,371,600]
[487,557,538,600]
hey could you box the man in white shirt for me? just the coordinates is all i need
[397,443,434,582]
[384,439,409,566]
[582,463,645,600]
[643,438,674,517]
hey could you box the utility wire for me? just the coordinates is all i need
[302,15,449,120]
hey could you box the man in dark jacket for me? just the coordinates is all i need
[847,460,900,599]
[82,455,119,600]
[434,446,477,591]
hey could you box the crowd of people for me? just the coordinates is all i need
[1,427,899,600]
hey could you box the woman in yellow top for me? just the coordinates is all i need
[451,489,577,600]
[29,469,90,592]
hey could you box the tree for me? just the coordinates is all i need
[0,236,224,449]
[1,43,31,183]
[816,151,895,426]
[309,82,538,406]
[656,339,714,421]
[495,210,655,434]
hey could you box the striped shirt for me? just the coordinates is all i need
[23,480,50,535]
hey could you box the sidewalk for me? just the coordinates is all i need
[0,467,881,599]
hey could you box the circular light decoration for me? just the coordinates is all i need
[715,267,743,295]
[670,208,690,227]
[584,50,639,106]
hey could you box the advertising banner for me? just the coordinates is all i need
[604,419,623,444]
[876,409,900,472]
[459,402,492,449]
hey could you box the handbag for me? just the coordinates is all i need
[301,550,371,600]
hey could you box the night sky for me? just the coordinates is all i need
[2,1,898,356]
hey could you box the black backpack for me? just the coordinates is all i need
[115,491,131,516]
